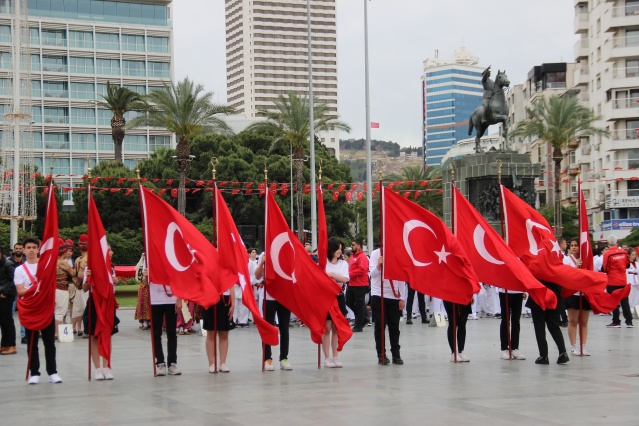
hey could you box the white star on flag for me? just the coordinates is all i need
[551,240,562,257]
[434,245,451,264]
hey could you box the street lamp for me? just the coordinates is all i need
[364,0,374,253]
[172,154,195,216]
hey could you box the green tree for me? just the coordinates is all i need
[129,77,235,215]
[622,228,639,248]
[539,204,578,241]
[247,92,351,240]
[511,95,608,236]
[96,82,147,163]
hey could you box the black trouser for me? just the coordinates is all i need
[346,285,369,328]
[151,304,177,366]
[406,284,426,319]
[443,301,471,353]
[0,295,16,347]
[608,285,633,325]
[371,296,401,359]
[557,296,568,323]
[499,292,523,351]
[529,295,566,358]
[25,318,56,376]
[264,300,290,361]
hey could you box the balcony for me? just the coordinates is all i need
[609,128,639,150]
[575,11,589,33]
[603,159,639,181]
[574,38,589,60]
[605,35,639,61]
[605,98,639,121]
[603,6,639,32]
[610,66,639,89]
[574,63,589,87]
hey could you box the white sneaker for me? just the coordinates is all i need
[219,364,230,373]
[95,368,105,381]
[280,359,293,370]
[570,345,581,356]
[156,363,167,376]
[102,368,113,380]
[500,350,511,360]
[48,373,62,383]
[208,364,217,373]
[168,364,181,375]
[264,360,275,371]
[324,358,335,368]
[581,345,590,356]
[332,357,343,368]
[458,352,470,362]
[468,314,478,320]
[28,375,40,385]
[512,349,526,360]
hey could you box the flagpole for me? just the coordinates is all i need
[307,0,318,252]
[317,167,322,370]
[262,162,268,372]
[364,0,374,256]
[450,165,457,363]
[138,168,157,377]
[212,158,219,373]
[496,160,512,361]
[87,171,92,381]
[379,164,386,365]
[577,165,583,357]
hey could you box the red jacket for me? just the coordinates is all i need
[602,247,629,286]
[348,250,370,287]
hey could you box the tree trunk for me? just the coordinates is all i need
[294,148,304,242]
[111,114,125,163]
[553,146,563,237]
[176,137,191,216]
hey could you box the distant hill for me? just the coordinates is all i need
[340,139,423,181]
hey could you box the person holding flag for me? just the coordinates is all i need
[203,288,235,373]
[322,237,350,368]
[563,238,591,356]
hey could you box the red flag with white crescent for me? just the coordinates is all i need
[453,186,556,309]
[215,185,279,346]
[382,187,480,304]
[578,186,594,272]
[17,181,59,331]
[264,191,342,346]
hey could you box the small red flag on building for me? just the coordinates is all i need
[370,122,380,128]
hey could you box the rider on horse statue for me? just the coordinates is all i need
[481,66,494,125]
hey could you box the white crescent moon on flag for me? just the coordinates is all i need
[473,225,505,265]
[40,237,54,255]
[580,231,589,252]
[403,220,436,267]
[165,222,195,272]
[271,232,294,281]
[525,219,551,255]
[100,235,114,285]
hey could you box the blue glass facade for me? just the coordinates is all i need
[423,68,482,166]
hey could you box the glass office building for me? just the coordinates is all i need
[421,47,483,167]
[0,0,173,207]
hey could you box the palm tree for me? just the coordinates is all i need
[96,82,147,163]
[247,92,351,240]
[129,77,235,215]
[511,94,608,236]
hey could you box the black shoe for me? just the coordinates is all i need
[557,353,569,365]
[495,313,502,319]
[560,321,568,328]
[535,356,549,365]
[21,337,27,345]
[352,327,363,332]
[392,357,404,365]
[378,356,390,365]
[406,319,413,325]
[422,318,430,324]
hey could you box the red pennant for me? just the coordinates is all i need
[196,180,205,187]
[166,179,174,185]
[232,189,240,195]
[338,184,346,192]
[170,188,178,198]
[153,178,160,183]
[125,188,134,196]
[158,188,167,195]
[332,191,339,201]
[375,183,380,190]
[352,183,359,191]
[246,189,253,195]
[415,191,422,199]
[388,183,394,190]
[246,182,253,189]
[346,191,352,202]
[258,182,266,190]
[192,189,201,194]
[105,177,113,181]
[270,183,277,191]
[63,187,72,193]
[109,188,119,193]
[327,183,334,190]
[357,191,364,201]
[91,177,99,185]
[117,178,125,185]
[403,191,410,198]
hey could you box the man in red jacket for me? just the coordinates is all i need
[347,239,370,332]
[602,235,632,328]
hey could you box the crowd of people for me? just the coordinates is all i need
[0,233,637,383]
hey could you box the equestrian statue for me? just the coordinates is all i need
[468,66,510,153]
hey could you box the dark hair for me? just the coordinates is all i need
[569,237,579,246]
[247,247,256,254]
[22,236,40,247]
[352,238,364,247]
[327,237,343,261]
[13,242,23,248]
[557,237,566,244]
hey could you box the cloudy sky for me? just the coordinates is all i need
[173,0,577,147]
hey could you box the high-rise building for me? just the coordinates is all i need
[572,0,639,240]
[0,0,174,209]
[421,46,483,167]
[224,0,340,156]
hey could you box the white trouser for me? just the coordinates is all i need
[233,297,250,324]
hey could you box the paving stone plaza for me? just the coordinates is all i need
[1,308,638,425]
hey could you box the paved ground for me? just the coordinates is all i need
[1,309,638,425]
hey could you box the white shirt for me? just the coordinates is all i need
[248,257,262,285]
[14,262,38,291]
[628,261,638,286]
[369,249,406,300]
[325,258,349,285]
[563,254,582,296]
[149,282,177,305]
[594,255,603,272]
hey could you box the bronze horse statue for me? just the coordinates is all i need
[468,67,510,153]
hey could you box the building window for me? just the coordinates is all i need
[31,54,40,71]
[95,32,119,50]
[626,0,639,15]
[45,157,70,175]
[629,149,639,169]
[0,78,10,95]
[97,109,111,126]
[629,181,639,197]
[71,132,97,150]
[124,134,147,151]
[149,135,170,151]
[30,27,39,45]
[31,106,42,123]
[42,55,67,72]
[122,60,145,77]
[0,25,10,43]
[124,84,146,95]
[43,132,70,150]
[33,132,43,149]
[147,36,169,53]
[41,29,66,47]
[96,58,120,75]
[70,57,94,74]
[71,82,95,100]
[122,34,145,52]
[98,133,114,150]
[71,108,96,125]
[148,61,170,78]
[69,30,93,49]
[44,106,69,124]
[627,29,639,47]
[43,81,68,98]
[0,51,11,69]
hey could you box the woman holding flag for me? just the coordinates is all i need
[563,238,591,356]
[322,237,349,368]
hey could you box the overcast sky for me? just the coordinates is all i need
[173,0,577,148]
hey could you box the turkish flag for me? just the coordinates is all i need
[500,185,607,293]
[317,184,352,350]
[87,185,116,366]
[215,186,279,346]
[18,181,59,331]
[264,191,342,345]
[578,188,594,272]
[382,187,480,304]
[453,187,556,309]
[139,185,230,308]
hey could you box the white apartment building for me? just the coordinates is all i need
[224,0,340,156]
[572,0,639,240]
[0,0,174,209]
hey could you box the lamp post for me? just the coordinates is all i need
[364,0,373,253]
[307,0,317,248]
[172,154,195,216]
